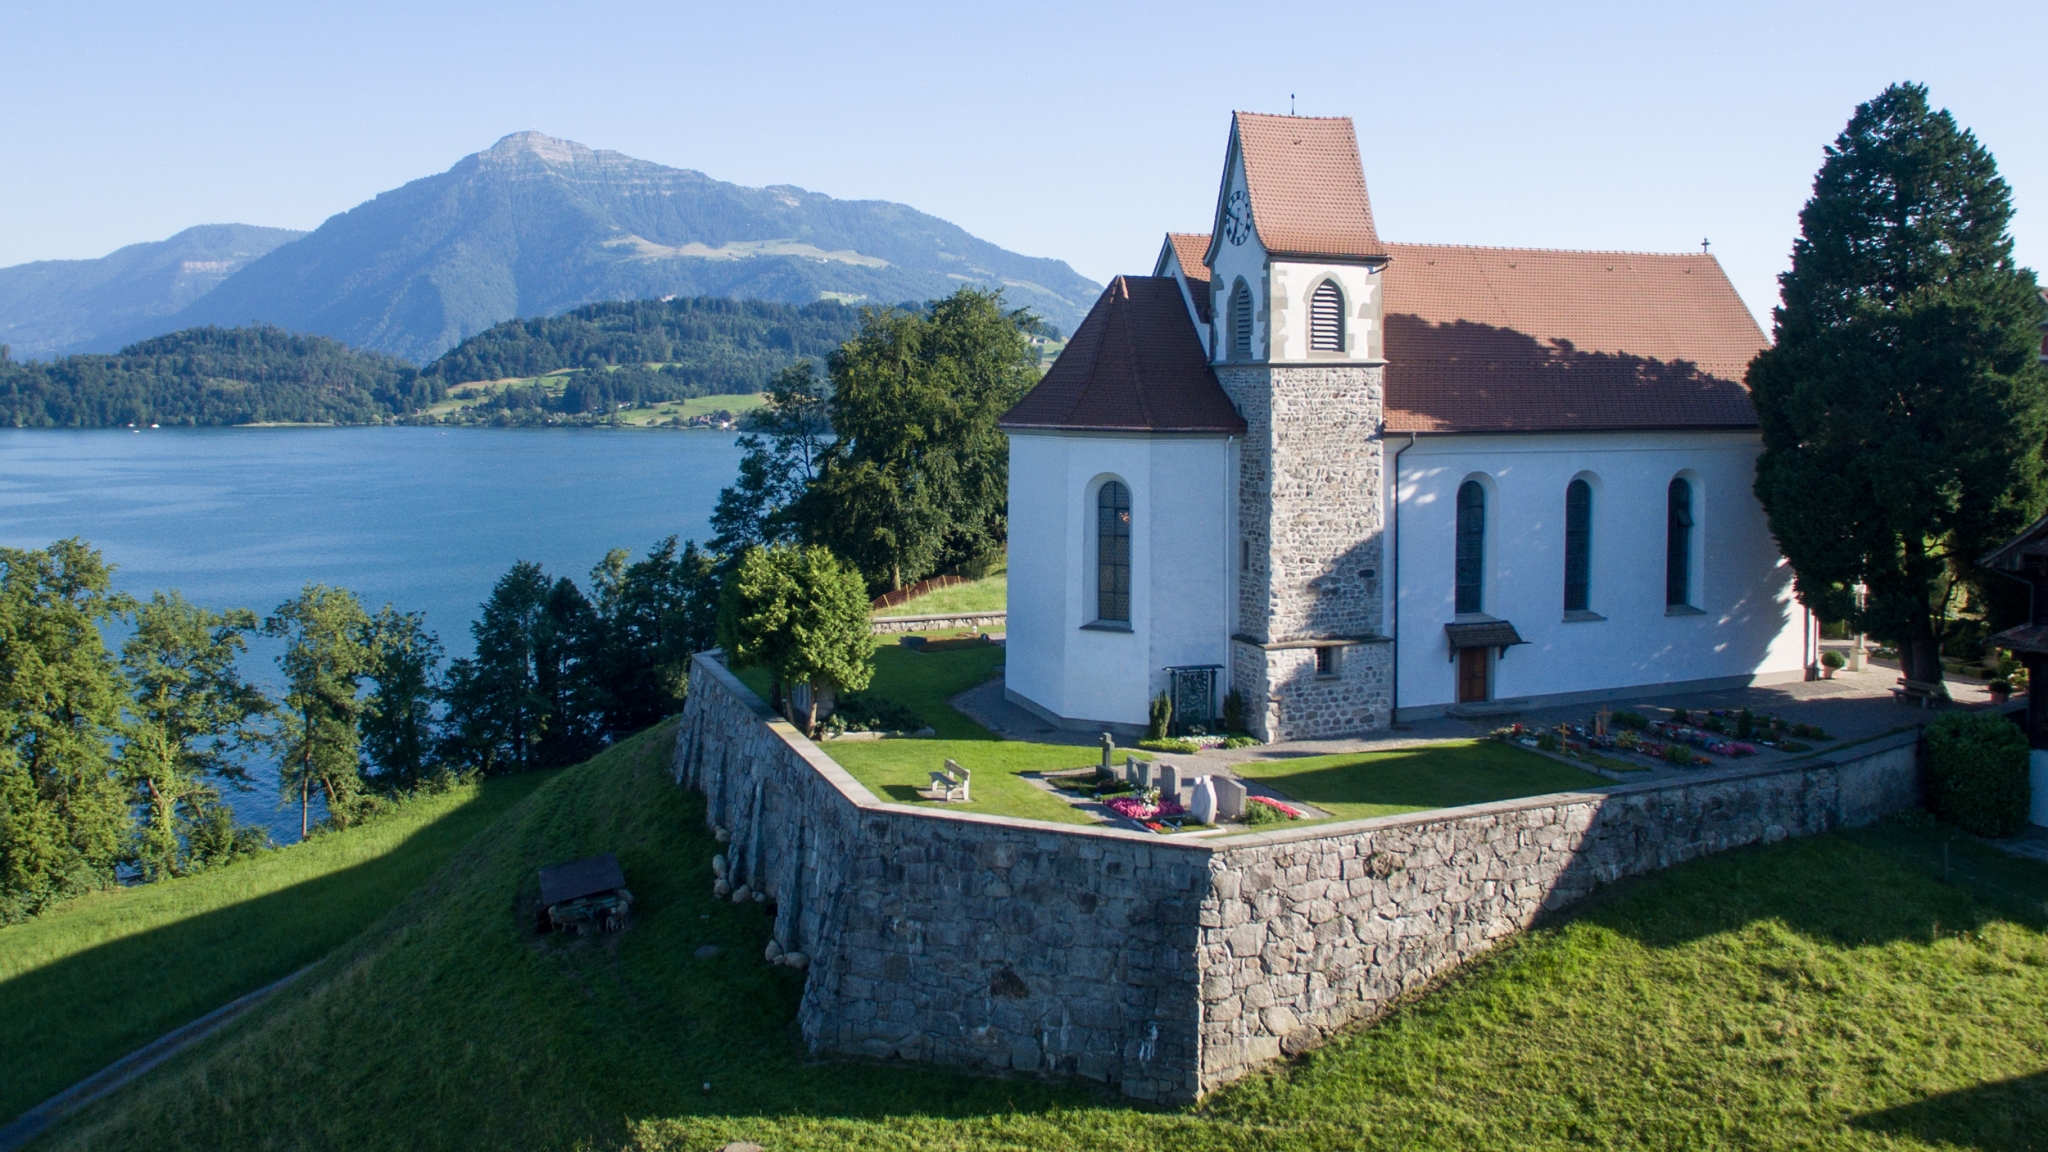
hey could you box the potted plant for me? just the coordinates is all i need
[1821,650,1846,679]
[1989,678,2013,703]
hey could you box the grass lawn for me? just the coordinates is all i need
[0,770,552,1120]
[876,560,1008,618]
[49,722,2048,1151]
[734,640,1106,824]
[1232,739,1608,822]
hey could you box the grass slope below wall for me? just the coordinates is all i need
[44,719,2048,1151]
[0,771,553,1120]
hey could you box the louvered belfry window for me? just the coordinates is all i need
[1230,281,1253,359]
[1097,481,1132,623]
[1309,280,1345,351]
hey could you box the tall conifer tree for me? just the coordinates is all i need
[1750,83,2048,690]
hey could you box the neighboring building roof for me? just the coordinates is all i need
[1159,232,1213,323]
[1381,243,1768,434]
[1229,113,1386,260]
[1001,276,1246,435]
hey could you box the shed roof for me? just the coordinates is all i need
[1000,276,1245,435]
[539,853,626,907]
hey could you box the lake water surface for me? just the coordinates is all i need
[0,427,744,841]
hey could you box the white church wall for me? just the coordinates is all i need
[1005,432,1234,730]
[1393,430,1807,712]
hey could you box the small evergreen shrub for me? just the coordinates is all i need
[1222,689,1245,732]
[1139,738,1199,755]
[1220,734,1261,750]
[1663,743,1694,766]
[1535,732,1559,752]
[1612,711,1648,731]
[1822,650,1846,670]
[1670,708,1691,725]
[1146,692,1173,741]
[1925,710,2031,837]
[1702,715,1728,733]
[1736,708,1756,739]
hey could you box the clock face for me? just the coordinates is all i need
[1223,188,1253,245]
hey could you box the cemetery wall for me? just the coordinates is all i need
[673,653,1923,1102]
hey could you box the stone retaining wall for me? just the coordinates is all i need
[870,610,1007,635]
[673,653,1922,1102]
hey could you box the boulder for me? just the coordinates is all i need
[711,854,728,878]
[731,884,752,903]
[713,879,732,898]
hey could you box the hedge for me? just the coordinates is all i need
[1924,710,2031,837]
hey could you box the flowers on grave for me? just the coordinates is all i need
[1246,795,1303,820]
[1105,792,1187,822]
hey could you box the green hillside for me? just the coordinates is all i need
[41,720,2048,1151]
[0,772,550,1120]
[0,325,434,428]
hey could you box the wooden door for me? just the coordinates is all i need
[1457,647,1489,703]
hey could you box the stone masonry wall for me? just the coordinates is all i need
[1217,363,1390,740]
[672,653,1213,1101]
[1190,729,1923,1092]
[674,652,1922,1102]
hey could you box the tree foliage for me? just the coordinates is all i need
[360,607,444,791]
[717,544,875,734]
[119,592,270,878]
[711,361,834,557]
[265,586,375,836]
[1749,83,2048,686]
[0,326,435,428]
[795,288,1040,591]
[423,296,863,387]
[0,541,133,917]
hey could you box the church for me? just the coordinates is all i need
[999,111,1813,743]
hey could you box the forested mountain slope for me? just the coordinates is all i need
[0,225,304,358]
[169,132,1098,362]
[0,326,432,427]
[425,296,864,388]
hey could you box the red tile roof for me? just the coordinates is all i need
[1233,113,1386,260]
[1162,232,1213,323]
[1381,243,1767,433]
[1000,276,1246,435]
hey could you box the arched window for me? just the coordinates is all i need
[1309,280,1344,351]
[1097,480,1131,623]
[1666,477,1693,607]
[1564,479,1592,612]
[1230,280,1253,359]
[1455,480,1485,614]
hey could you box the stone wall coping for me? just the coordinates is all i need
[692,651,1926,857]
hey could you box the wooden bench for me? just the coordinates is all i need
[1893,678,1948,708]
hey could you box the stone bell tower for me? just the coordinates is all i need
[1204,112,1392,741]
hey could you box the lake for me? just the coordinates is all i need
[0,426,745,841]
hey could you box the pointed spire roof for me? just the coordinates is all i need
[1219,113,1386,261]
[1000,276,1245,434]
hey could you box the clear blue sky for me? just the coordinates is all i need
[3,0,2040,327]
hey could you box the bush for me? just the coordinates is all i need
[1146,693,1172,742]
[1220,734,1261,750]
[1924,710,2031,837]
[1663,743,1694,766]
[1736,708,1756,739]
[1535,732,1559,752]
[1221,689,1245,733]
[1822,649,1846,670]
[1138,738,1199,755]
[1702,715,1727,733]
[820,694,924,735]
[1612,711,1648,731]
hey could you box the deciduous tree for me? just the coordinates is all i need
[119,592,270,877]
[360,606,443,790]
[265,585,373,836]
[1750,83,2048,690]
[717,544,875,735]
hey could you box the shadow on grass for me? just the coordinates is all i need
[1237,742,1604,814]
[1560,815,2048,954]
[0,771,546,1121]
[1850,1069,2048,1151]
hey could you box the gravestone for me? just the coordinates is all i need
[1160,763,1184,804]
[1214,777,1247,821]
[1134,758,1155,790]
[1099,732,1116,781]
[1191,776,1218,824]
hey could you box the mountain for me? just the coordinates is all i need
[167,132,1100,363]
[0,326,430,428]
[0,224,304,358]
